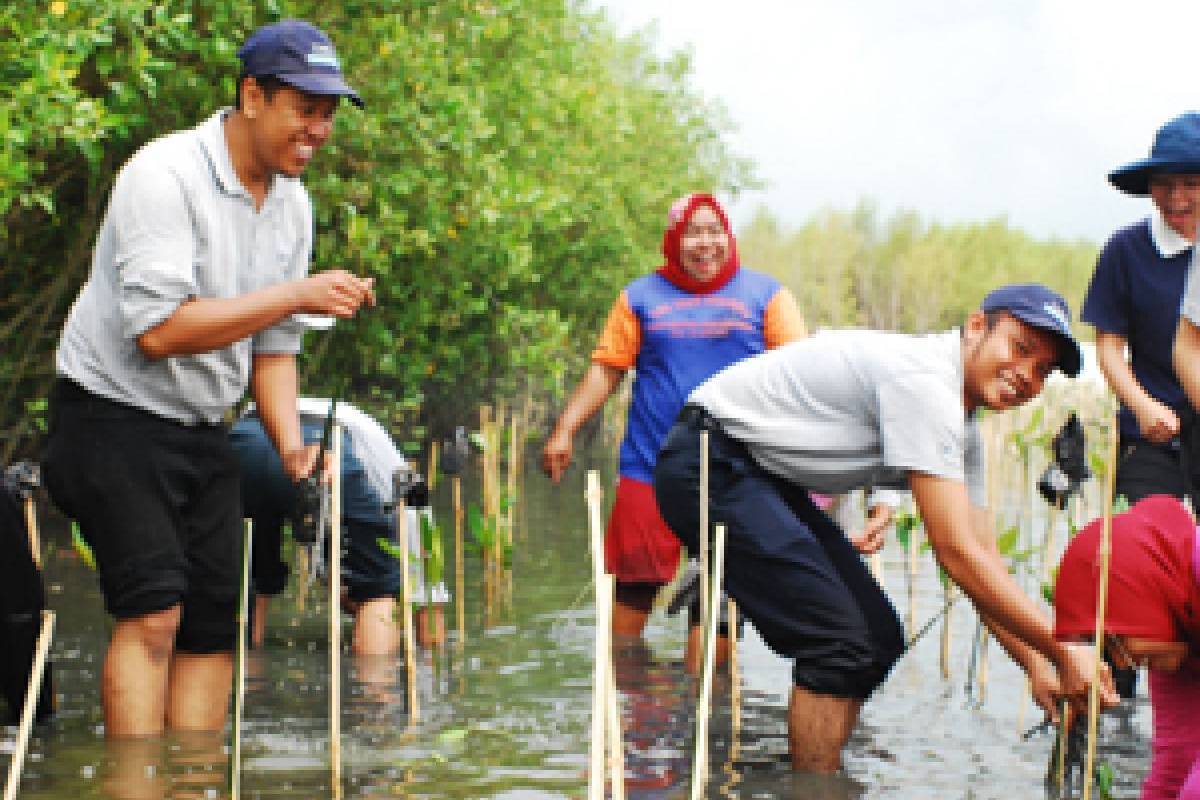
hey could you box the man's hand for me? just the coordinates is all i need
[1054,642,1119,717]
[281,442,322,483]
[848,503,892,554]
[1133,396,1181,444]
[297,270,376,318]
[541,429,573,484]
[1024,653,1064,721]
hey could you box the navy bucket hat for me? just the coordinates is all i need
[1108,113,1200,196]
[981,283,1083,378]
[238,19,363,108]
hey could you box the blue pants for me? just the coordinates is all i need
[654,407,905,699]
[229,417,400,602]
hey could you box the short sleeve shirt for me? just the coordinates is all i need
[55,109,312,425]
[1082,216,1194,438]
[690,328,986,506]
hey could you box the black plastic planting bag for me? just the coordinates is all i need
[1038,412,1090,507]
[0,474,54,724]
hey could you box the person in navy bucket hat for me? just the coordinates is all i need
[1109,113,1200,196]
[40,16,374,737]
[238,18,364,108]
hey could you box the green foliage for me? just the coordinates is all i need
[738,202,1098,334]
[466,502,511,566]
[1095,760,1115,799]
[419,513,445,590]
[1112,494,1131,515]
[0,0,752,456]
[71,520,96,570]
[893,509,921,551]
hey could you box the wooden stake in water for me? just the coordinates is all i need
[428,439,439,492]
[1082,424,1120,800]
[604,577,625,800]
[584,470,607,800]
[22,495,41,570]
[691,524,727,800]
[454,475,466,648]
[728,597,741,732]
[698,430,710,633]
[330,425,343,800]
[3,610,54,800]
[397,497,419,720]
[231,520,252,800]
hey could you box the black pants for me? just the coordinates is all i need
[654,407,904,699]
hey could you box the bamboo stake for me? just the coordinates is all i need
[584,470,607,800]
[939,585,954,680]
[454,476,466,649]
[976,628,990,703]
[728,597,741,731]
[230,520,252,800]
[1057,698,1069,793]
[397,498,419,721]
[1081,423,1120,800]
[330,425,343,800]
[691,524,727,800]
[23,496,41,570]
[605,577,625,800]
[507,412,518,540]
[3,610,54,800]
[699,431,710,633]
[428,440,439,492]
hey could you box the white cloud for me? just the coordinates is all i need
[596,0,1200,241]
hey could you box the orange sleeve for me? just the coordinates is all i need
[764,287,807,348]
[591,291,641,369]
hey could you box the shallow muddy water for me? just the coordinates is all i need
[3,455,1152,798]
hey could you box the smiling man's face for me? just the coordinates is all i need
[962,311,1059,413]
[1149,173,1200,242]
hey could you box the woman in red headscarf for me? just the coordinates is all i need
[1055,494,1200,799]
[541,193,805,665]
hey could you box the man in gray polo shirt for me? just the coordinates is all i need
[41,19,373,737]
[655,283,1117,772]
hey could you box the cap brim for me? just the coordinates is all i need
[1008,309,1083,378]
[1108,158,1200,196]
[277,72,364,108]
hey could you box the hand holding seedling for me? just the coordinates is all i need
[1054,641,1119,717]
[1131,396,1180,444]
[848,503,892,555]
[297,269,376,318]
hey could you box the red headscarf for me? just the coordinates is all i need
[1054,495,1200,644]
[657,193,740,294]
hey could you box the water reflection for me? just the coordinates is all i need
[2,462,1158,798]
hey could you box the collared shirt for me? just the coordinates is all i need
[1083,215,1194,438]
[689,328,985,506]
[56,109,311,425]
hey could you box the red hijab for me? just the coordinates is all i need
[1054,495,1200,644]
[657,193,739,294]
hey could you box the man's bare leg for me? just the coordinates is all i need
[788,686,862,773]
[251,595,270,647]
[612,600,651,638]
[353,596,399,656]
[103,606,181,737]
[166,653,232,731]
[684,624,730,675]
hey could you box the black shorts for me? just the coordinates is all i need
[41,380,240,653]
[654,406,905,699]
[1115,436,1200,509]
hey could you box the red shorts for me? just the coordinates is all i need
[604,476,682,584]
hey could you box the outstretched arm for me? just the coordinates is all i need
[909,471,1116,715]
[137,271,375,360]
[541,363,625,483]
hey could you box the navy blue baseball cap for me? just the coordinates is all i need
[1108,113,1200,196]
[237,19,363,108]
[981,283,1082,377]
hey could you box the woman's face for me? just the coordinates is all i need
[678,205,730,283]
[1149,173,1200,242]
[1107,634,1190,672]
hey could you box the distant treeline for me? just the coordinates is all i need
[0,0,753,459]
[738,201,1099,336]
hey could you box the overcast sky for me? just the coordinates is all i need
[596,0,1200,243]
